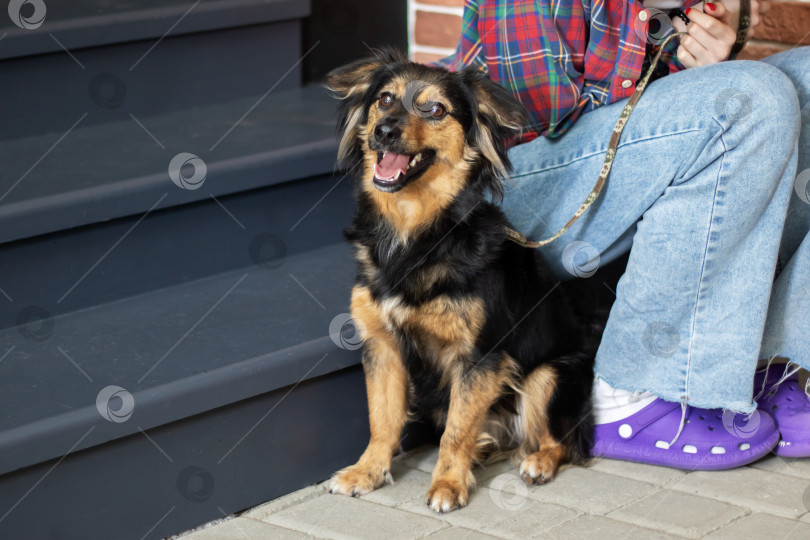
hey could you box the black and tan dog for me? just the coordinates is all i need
[326,50,607,513]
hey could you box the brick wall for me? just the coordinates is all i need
[738,0,810,60]
[408,0,810,63]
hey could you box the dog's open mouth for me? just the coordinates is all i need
[373,150,435,192]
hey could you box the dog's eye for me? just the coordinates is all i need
[379,93,394,108]
[430,103,446,118]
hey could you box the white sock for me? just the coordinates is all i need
[593,378,657,425]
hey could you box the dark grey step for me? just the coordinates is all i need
[0,365,371,540]
[0,85,339,244]
[0,0,309,61]
[1,17,305,143]
[0,241,361,477]
[0,171,355,332]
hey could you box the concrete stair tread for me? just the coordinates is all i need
[0,0,308,60]
[0,85,339,243]
[0,241,358,476]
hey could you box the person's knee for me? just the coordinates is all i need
[761,46,810,99]
[710,60,801,142]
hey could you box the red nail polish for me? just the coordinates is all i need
[685,8,691,14]
[706,2,716,11]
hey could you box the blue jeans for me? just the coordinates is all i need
[502,47,809,414]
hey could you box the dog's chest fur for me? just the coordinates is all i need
[350,224,490,381]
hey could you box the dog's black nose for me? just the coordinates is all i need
[374,122,402,144]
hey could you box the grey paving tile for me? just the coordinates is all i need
[261,493,446,540]
[540,514,682,540]
[705,513,810,539]
[479,499,580,538]
[588,457,689,486]
[423,527,503,539]
[749,454,810,480]
[481,466,658,515]
[398,482,578,536]
[671,467,808,519]
[244,485,326,520]
[396,445,519,484]
[180,517,312,539]
[608,488,747,539]
[398,445,440,474]
[474,458,518,484]
[362,462,434,506]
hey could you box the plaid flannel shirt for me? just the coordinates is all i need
[437,0,700,138]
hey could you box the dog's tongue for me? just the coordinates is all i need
[375,152,410,180]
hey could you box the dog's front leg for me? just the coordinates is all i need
[329,287,409,497]
[427,365,507,513]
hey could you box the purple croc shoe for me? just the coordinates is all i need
[755,367,810,458]
[592,399,779,470]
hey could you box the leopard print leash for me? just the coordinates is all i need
[507,0,752,249]
[504,31,688,249]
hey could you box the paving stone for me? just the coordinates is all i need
[422,527,503,539]
[479,499,580,539]
[705,513,810,539]
[749,454,810,480]
[588,457,689,486]
[671,467,808,519]
[397,445,517,484]
[362,463,434,506]
[542,514,682,540]
[480,466,657,515]
[244,485,326,520]
[262,493,446,540]
[474,458,518,484]
[398,445,440,474]
[181,517,312,539]
[608,488,747,539]
[398,482,579,536]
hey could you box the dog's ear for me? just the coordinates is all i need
[460,68,529,199]
[326,49,407,164]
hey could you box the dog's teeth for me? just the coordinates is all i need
[409,157,417,168]
[416,153,422,161]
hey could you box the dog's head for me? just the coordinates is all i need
[326,49,528,205]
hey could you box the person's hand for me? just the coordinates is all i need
[672,0,772,67]
[723,0,771,37]
[672,3,737,67]
[748,0,771,37]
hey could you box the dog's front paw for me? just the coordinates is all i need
[519,451,561,485]
[328,463,392,497]
[426,479,468,513]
